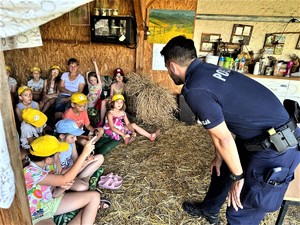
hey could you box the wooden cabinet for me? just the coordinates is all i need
[248,75,300,105]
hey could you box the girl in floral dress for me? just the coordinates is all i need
[86,58,102,116]
[23,135,109,225]
[103,94,160,144]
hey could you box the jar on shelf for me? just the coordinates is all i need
[107,8,112,16]
[100,8,107,16]
[112,9,119,16]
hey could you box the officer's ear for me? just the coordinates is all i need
[169,62,176,74]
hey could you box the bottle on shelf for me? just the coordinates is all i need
[218,56,224,67]
[238,57,245,73]
[234,58,239,71]
[273,61,283,76]
[253,62,260,75]
[260,57,266,75]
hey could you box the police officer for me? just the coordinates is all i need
[160,35,300,225]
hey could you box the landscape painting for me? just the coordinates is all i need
[148,9,195,44]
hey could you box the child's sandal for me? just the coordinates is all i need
[99,198,111,210]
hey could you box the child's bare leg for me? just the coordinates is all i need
[77,154,104,179]
[55,191,100,225]
[42,98,55,113]
[93,127,104,142]
[99,99,107,125]
[70,178,89,191]
[131,123,160,141]
[39,100,45,111]
[131,123,152,138]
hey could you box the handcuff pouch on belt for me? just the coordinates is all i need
[244,120,299,152]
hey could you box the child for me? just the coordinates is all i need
[20,108,47,160]
[6,65,18,104]
[55,119,104,191]
[86,59,102,116]
[63,92,104,146]
[103,94,160,144]
[54,58,85,121]
[15,86,40,123]
[98,68,126,127]
[24,135,108,225]
[27,66,44,102]
[40,65,61,113]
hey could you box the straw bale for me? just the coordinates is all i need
[125,72,178,128]
[95,122,300,225]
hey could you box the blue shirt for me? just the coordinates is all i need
[182,59,290,140]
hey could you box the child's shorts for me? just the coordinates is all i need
[32,195,63,225]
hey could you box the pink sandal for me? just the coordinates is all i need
[98,176,122,190]
[149,130,160,141]
[100,173,123,182]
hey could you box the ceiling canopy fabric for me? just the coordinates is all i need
[0,0,92,50]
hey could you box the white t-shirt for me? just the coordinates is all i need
[20,122,45,149]
[8,77,17,91]
[60,72,85,96]
[27,78,44,92]
[59,143,74,170]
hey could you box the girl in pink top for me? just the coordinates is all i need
[103,94,160,144]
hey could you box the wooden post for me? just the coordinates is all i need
[0,51,32,224]
[133,0,146,74]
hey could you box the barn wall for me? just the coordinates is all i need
[194,0,300,60]
[3,0,300,94]
[3,0,135,86]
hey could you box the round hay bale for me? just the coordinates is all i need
[125,72,178,128]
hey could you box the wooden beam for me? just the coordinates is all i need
[0,51,32,225]
[133,0,145,31]
[132,0,146,74]
[196,14,299,23]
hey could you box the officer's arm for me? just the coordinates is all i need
[207,121,243,176]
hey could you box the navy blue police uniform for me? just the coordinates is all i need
[182,58,300,225]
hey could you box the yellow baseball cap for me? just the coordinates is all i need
[22,108,48,127]
[71,92,88,105]
[30,135,69,157]
[31,66,41,72]
[50,65,62,72]
[18,86,32,96]
[112,94,125,102]
[6,65,11,72]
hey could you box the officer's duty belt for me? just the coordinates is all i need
[244,121,299,153]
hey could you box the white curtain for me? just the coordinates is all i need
[0,0,93,50]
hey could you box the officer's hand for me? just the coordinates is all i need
[210,154,223,176]
[227,179,244,211]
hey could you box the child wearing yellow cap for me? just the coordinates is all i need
[27,66,44,102]
[6,65,18,105]
[103,94,160,144]
[40,65,62,113]
[15,86,40,123]
[19,108,47,163]
[23,135,109,225]
[63,92,104,146]
[98,67,126,127]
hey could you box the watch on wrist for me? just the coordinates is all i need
[230,173,244,181]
